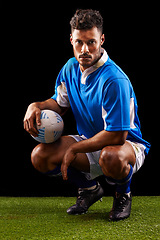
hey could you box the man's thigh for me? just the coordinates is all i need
[36,135,90,172]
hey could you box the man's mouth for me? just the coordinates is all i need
[79,54,92,59]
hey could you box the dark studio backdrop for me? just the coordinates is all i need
[2,3,158,197]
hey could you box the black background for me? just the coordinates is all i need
[2,3,158,196]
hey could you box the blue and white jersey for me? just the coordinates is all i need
[52,49,151,154]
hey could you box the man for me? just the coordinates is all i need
[24,9,150,221]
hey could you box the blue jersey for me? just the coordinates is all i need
[52,49,151,154]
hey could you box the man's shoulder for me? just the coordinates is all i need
[103,57,129,81]
[65,57,79,69]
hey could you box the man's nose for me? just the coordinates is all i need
[81,43,89,54]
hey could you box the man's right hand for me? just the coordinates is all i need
[23,103,41,137]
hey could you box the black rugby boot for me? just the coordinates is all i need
[67,183,104,215]
[109,192,132,221]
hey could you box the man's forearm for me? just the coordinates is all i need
[70,130,128,154]
[31,99,68,116]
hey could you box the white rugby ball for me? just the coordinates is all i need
[32,110,64,143]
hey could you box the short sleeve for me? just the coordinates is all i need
[102,79,131,131]
[51,66,70,107]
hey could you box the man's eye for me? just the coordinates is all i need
[76,40,82,44]
[88,40,96,44]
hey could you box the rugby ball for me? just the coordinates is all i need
[32,110,64,143]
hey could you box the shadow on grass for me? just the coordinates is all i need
[67,210,110,222]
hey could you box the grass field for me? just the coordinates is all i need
[0,196,159,240]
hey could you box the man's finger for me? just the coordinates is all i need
[61,163,68,181]
[36,110,41,126]
[27,118,39,137]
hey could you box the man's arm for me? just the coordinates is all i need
[61,130,128,180]
[23,98,68,137]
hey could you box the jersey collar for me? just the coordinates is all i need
[81,48,108,84]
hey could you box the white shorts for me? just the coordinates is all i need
[69,135,146,179]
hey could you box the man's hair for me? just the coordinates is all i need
[70,9,103,33]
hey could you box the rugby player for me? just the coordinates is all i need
[24,9,151,221]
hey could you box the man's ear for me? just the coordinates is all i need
[101,34,105,46]
[70,34,73,45]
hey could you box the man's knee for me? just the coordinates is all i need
[31,144,49,173]
[99,146,127,179]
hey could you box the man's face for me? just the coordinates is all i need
[70,27,105,71]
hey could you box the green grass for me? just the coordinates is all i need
[0,197,159,240]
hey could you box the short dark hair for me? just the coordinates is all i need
[70,9,103,33]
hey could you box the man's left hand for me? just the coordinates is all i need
[61,147,77,180]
